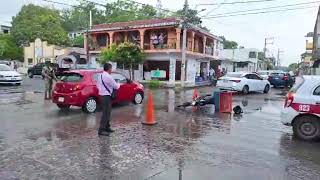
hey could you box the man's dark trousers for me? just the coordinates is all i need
[99,95,112,132]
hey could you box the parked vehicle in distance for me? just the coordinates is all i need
[281,76,320,141]
[257,70,275,80]
[52,69,144,113]
[28,62,69,78]
[268,72,294,88]
[0,64,22,85]
[217,72,270,94]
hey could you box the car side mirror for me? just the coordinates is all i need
[126,79,132,84]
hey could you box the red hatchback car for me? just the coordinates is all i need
[52,69,144,113]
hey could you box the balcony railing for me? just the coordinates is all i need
[88,35,218,57]
[205,46,214,56]
[144,38,176,50]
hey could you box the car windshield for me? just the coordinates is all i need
[258,72,268,75]
[0,65,11,71]
[60,73,83,82]
[225,73,243,78]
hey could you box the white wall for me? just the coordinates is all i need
[221,61,234,72]
[221,48,260,66]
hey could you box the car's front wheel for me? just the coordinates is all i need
[82,97,97,113]
[263,84,270,94]
[293,115,320,141]
[28,72,33,78]
[242,85,249,95]
[133,92,144,104]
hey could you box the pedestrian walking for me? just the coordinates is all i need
[42,63,57,100]
[97,63,120,136]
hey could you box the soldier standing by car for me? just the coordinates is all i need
[42,63,57,100]
[97,63,120,136]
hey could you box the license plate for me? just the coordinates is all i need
[11,78,16,80]
[223,80,228,83]
[274,77,279,80]
[58,97,64,102]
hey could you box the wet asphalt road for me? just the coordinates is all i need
[1,79,320,180]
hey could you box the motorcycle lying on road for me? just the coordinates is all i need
[177,94,215,108]
[177,94,243,114]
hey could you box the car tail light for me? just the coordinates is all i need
[268,76,272,81]
[230,80,241,83]
[282,76,288,81]
[284,92,294,107]
[73,84,83,91]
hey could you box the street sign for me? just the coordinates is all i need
[151,69,166,78]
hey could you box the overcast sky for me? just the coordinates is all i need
[0,0,319,66]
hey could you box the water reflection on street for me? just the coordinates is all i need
[1,86,320,179]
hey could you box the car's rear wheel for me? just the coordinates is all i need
[263,84,270,94]
[28,72,33,78]
[133,92,144,104]
[293,115,320,141]
[57,104,70,110]
[82,97,97,113]
[242,85,249,95]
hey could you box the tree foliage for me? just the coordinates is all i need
[100,42,145,79]
[71,35,84,48]
[219,36,238,49]
[61,1,106,31]
[0,34,23,60]
[104,0,157,23]
[288,63,299,71]
[11,4,69,46]
[176,4,209,31]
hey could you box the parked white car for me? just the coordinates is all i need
[257,70,276,80]
[0,64,23,85]
[281,76,320,141]
[217,72,270,94]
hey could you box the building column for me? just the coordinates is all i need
[108,32,114,45]
[203,36,207,54]
[169,56,176,83]
[138,64,143,81]
[125,32,129,42]
[176,28,181,50]
[191,32,195,52]
[139,29,145,49]
[84,33,88,51]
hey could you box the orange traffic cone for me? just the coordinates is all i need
[142,91,157,125]
[192,88,198,100]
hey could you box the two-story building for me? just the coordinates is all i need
[221,48,263,72]
[0,25,11,34]
[86,18,223,87]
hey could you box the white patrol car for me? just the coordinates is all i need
[281,76,320,141]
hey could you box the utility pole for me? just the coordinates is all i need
[86,10,92,65]
[277,49,284,67]
[263,37,274,58]
[181,0,188,87]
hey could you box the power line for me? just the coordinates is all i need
[197,0,278,6]
[203,0,228,16]
[203,1,320,17]
[42,0,78,7]
[203,5,317,19]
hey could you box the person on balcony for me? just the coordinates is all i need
[151,33,159,49]
[158,33,166,49]
[131,34,140,46]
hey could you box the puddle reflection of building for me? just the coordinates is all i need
[98,138,116,179]
[167,89,175,113]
